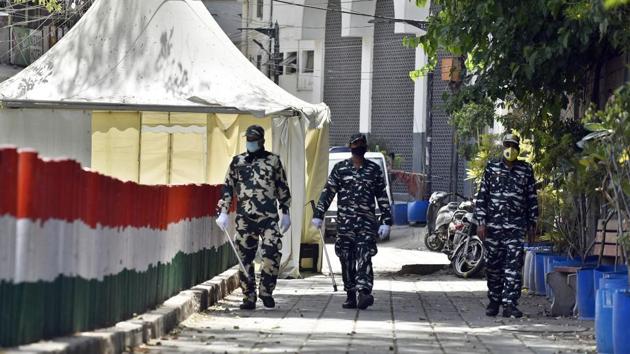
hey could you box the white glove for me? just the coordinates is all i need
[378,225,391,240]
[216,212,229,231]
[311,218,323,230]
[280,213,291,233]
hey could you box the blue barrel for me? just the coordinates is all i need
[577,267,596,320]
[613,289,630,354]
[535,252,551,295]
[393,203,408,225]
[595,266,627,291]
[407,200,429,224]
[596,277,628,354]
[523,250,535,292]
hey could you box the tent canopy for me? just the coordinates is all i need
[0,0,329,127]
[0,0,332,278]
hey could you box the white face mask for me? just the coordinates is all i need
[246,141,261,153]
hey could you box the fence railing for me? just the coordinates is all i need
[0,147,234,347]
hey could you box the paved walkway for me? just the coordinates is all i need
[139,227,596,354]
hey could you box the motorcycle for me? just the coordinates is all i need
[425,191,485,278]
[424,191,460,252]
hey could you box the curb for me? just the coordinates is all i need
[5,266,240,354]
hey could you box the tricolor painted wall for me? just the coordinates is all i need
[0,147,235,347]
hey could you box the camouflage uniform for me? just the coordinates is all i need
[218,150,291,302]
[474,159,538,306]
[313,158,392,293]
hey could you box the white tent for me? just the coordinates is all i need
[0,0,331,278]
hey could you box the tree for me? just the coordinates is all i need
[13,0,62,12]
[416,0,630,173]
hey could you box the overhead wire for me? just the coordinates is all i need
[0,0,90,62]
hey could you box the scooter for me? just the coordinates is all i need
[424,191,461,252]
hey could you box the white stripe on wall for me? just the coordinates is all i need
[6,215,227,283]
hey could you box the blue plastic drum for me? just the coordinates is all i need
[393,203,408,225]
[576,267,596,320]
[407,200,429,224]
[596,277,628,354]
[613,289,630,354]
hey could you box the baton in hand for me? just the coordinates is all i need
[309,200,338,292]
[222,229,250,280]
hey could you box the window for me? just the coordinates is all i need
[256,55,262,70]
[280,52,297,74]
[302,50,314,73]
[256,0,263,19]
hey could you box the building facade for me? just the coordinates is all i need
[239,0,466,197]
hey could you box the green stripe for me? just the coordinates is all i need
[0,244,236,347]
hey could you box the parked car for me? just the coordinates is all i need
[323,147,393,241]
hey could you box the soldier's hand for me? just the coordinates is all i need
[311,218,323,230]
[280,213,291,233]
[477,225,487,241]
[216,212,230,231]
[378,225,391,240]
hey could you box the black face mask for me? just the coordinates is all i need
[351,145,367,157]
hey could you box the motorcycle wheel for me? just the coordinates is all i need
[424,232,445,252]
[451,238,485,278]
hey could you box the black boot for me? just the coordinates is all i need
[260,295,275,308]
[485,301,500,317]
[502,304,523,318]
[357,290,374,310]
[342,291,357,309]
[239,296,256,310]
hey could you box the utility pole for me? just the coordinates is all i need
[239,22,280,84]
[272,21,279,84]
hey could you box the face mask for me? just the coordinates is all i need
[246,141,261,153]
[503,147,519,162]
[351,145,367,157]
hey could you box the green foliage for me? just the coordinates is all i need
[13,0,62,12]
[579,83,630,260]
[466,133,502,187]
[449,100,495,159]
[605,0,630,9]
[416,0,630,170]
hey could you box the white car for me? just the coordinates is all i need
[323,148,393,241]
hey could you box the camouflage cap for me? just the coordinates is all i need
[502,134,520,147]
[244,125,265,139]
[348,133,367,145]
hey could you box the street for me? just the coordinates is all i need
[138,227,596,354]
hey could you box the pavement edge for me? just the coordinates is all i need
[4,266,240,354]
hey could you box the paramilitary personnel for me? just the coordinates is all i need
[474,134,538,318]
[216,125,292,310]
[311,133,392,310]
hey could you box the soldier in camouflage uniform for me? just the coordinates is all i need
[474,134,538,318]
[311,133,392,310]
[216,125,292,310]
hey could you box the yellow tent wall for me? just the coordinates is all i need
[91,111,271,185]
[91,111,329,275]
